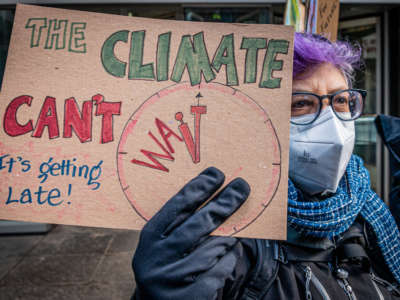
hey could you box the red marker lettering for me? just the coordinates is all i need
[32,96,59,139]
[92,94,122,144]
[4,95,34,136]
[131,131,175,172]
[63,97,93,143]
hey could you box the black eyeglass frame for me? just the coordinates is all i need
[290,88,367,125]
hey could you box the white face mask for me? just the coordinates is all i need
[289,107,355,195]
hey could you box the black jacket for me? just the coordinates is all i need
[376,115,400,227]
[220,219,400,299]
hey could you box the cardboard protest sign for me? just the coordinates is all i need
[306,0,340,41]
[0,4,293,239]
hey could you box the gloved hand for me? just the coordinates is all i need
[132,167,250,300]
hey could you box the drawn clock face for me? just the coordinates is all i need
[117,82,281,236]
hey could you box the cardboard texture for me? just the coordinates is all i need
[0,4,293,239]
[314,0,340,41]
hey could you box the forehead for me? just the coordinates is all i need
[292,63,348,93]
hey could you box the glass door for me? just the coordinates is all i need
[339,17,382,196]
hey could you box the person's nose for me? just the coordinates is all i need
[321,97,330,110]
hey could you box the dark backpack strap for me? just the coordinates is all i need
[239,240,280,300]
[336,243,369,261]
[285,244,334,262]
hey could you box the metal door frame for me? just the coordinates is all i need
[339,16,388,201]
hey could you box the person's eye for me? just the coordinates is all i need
[334,96,349,105]
[292,99,314,109]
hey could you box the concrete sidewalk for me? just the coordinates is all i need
[0,224,139,300]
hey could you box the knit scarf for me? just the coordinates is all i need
[288,155,400,284]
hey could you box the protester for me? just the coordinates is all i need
[376,114,400,228]
[132,33,400,299]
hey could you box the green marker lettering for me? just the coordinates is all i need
[171,32,215,85]
[240,37,267,84]
[128,31,155,80]
[45,19,68,50]
[101,30,129,78]
[69,22,87,53]
[212,34,238,86]
[156,32,171,81]
[25,18,47,48]
[259,39,289,89]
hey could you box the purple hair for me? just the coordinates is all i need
[293,33,362,86]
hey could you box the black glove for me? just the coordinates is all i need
[132,167,250,300]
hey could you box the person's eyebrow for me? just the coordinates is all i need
[292,89,316,93]
[292,85,349,94]
[327,85,349,93]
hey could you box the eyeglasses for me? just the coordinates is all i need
[290,89,367,125]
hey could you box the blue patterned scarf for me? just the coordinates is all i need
[288,155,400,284]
